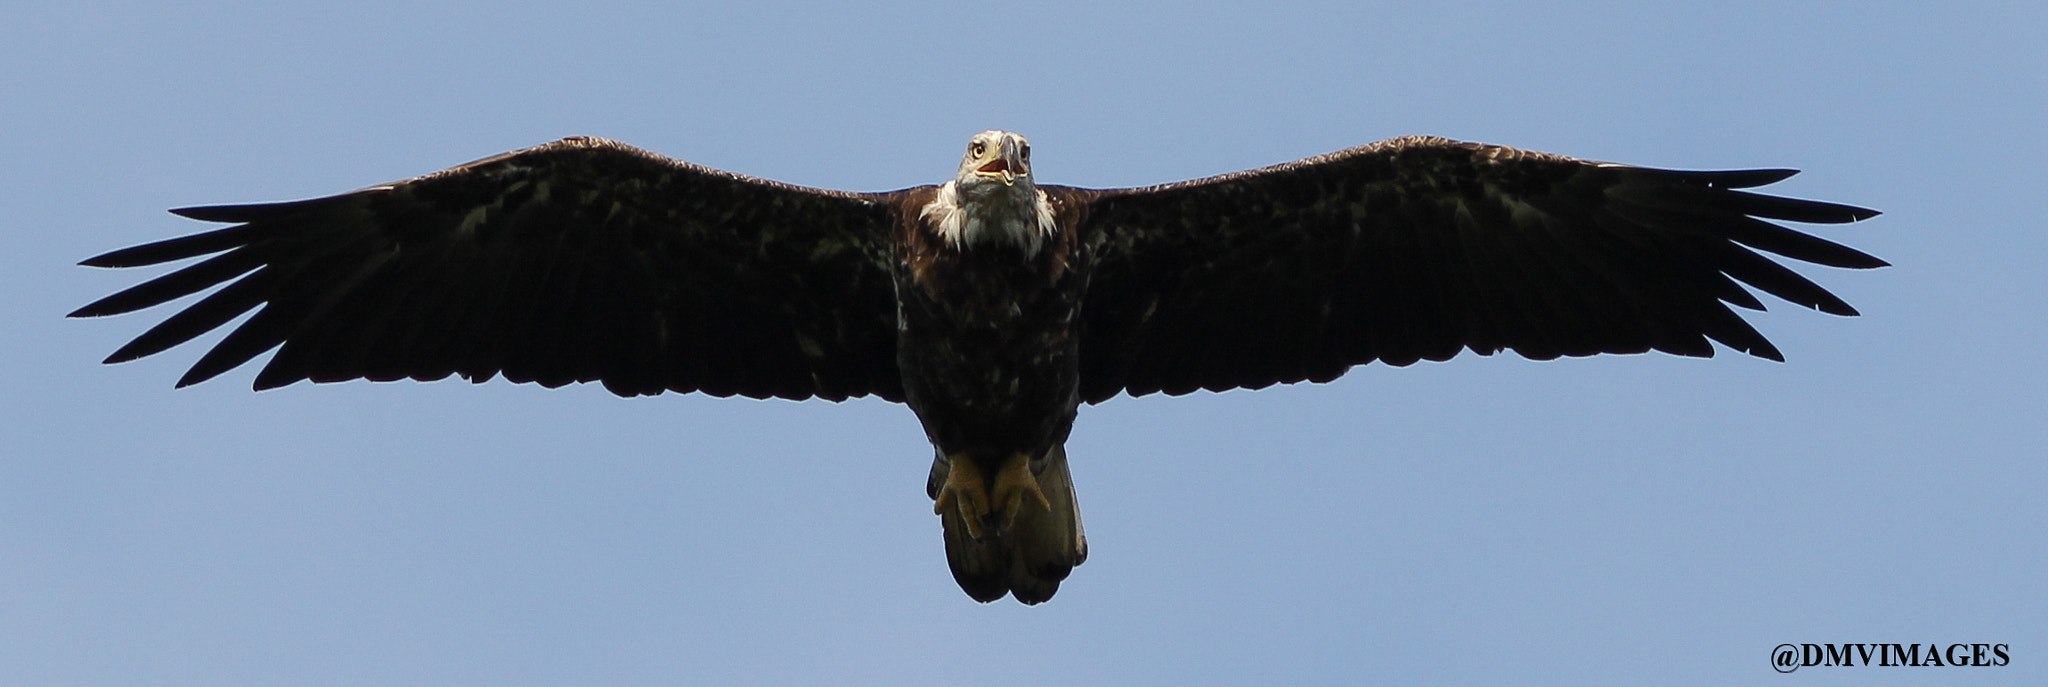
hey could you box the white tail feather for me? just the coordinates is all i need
[933,444,1087,604]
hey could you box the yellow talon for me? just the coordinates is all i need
[934,452,990,539]
[933,451,1051,539]
[991,451,1053,531]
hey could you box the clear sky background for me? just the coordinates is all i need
[3,2,2041,685]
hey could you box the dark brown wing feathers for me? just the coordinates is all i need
[77,135,1881,409]
[1070,136,1883,403]
[73,137,908,402]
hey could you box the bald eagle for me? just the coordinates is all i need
[71,131,1884,604]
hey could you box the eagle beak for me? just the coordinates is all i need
[977,158,1018,185]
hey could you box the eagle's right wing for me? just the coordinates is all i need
[73,137,909,402]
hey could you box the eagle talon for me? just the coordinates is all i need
[991,451,1053,532]
[933,451,1051,540]
[933,453,990,540]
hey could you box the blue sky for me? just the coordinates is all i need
[3,2,2041,685]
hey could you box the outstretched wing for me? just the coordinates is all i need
[72,137,907,402]
[1071,136,1885,403]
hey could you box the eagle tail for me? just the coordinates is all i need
[930,444,1088,604]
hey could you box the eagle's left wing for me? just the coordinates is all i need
[72,137,909,402]
[1069,136,1886,403]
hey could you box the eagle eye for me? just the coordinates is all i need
[970,142,986,157]
[1021,144,1031,160]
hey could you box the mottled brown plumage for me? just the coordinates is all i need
[72,132,1885,604]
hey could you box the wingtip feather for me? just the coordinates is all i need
[170,199,322,223]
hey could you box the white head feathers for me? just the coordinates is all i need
[921,130,1057,252]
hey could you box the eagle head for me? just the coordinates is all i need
[955,130,1034,192]
[925,130,1056,250]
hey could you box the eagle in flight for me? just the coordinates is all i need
[72,132,1885,604]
